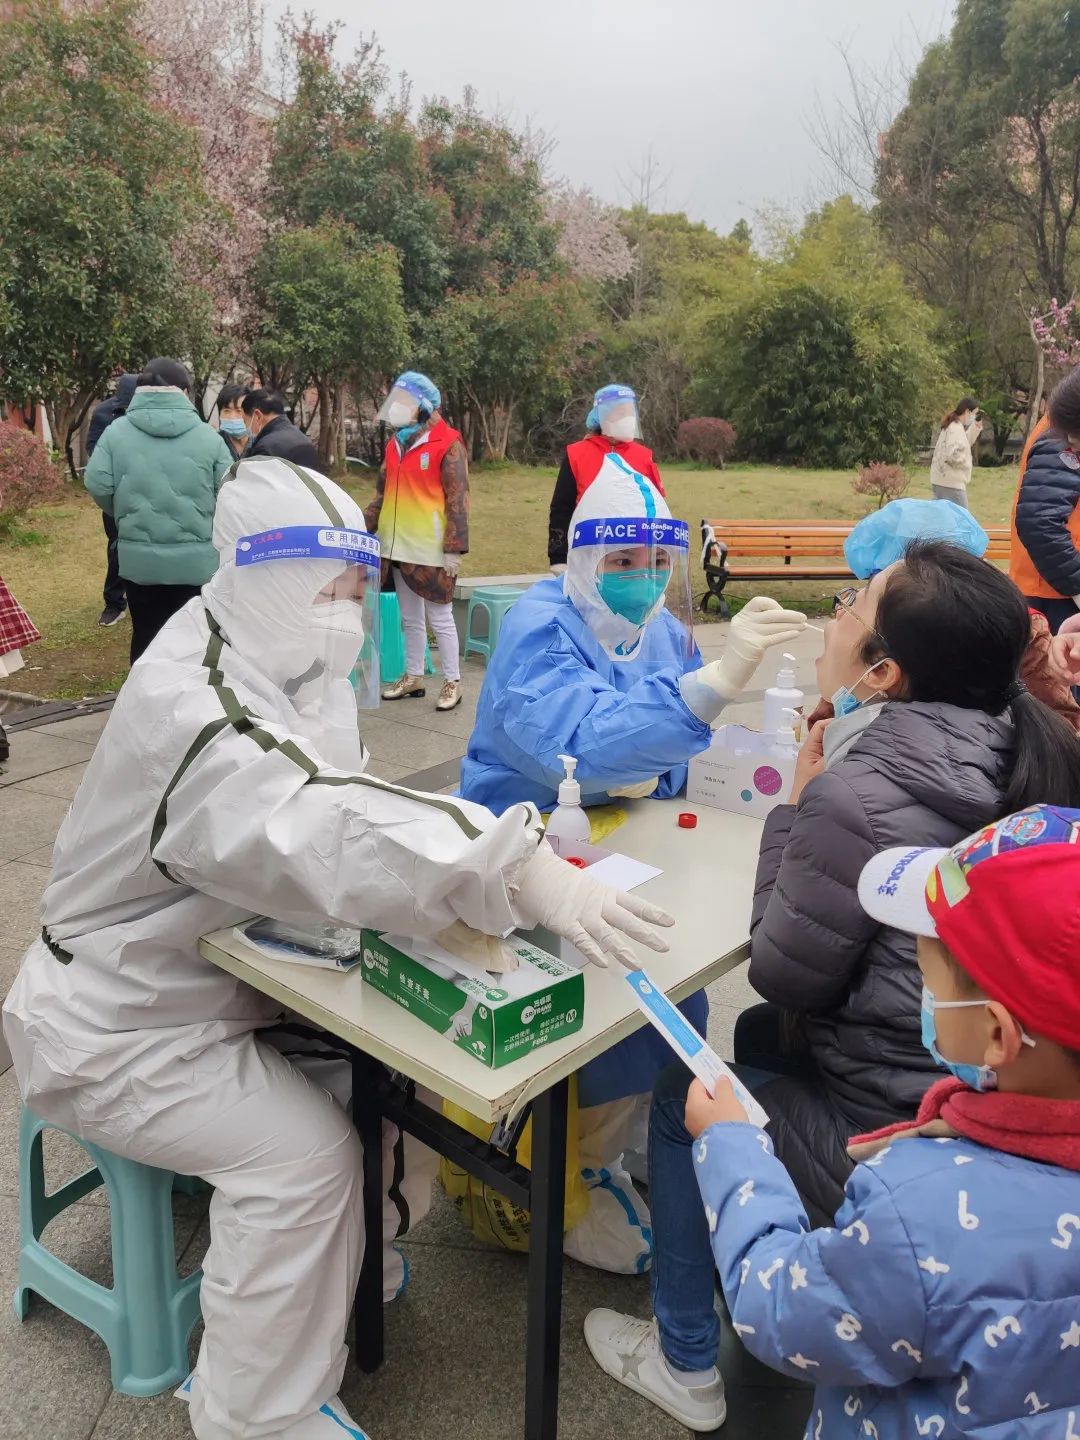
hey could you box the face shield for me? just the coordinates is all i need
[234,524,382,714]
[377,371,440,431]
[567,514,694,663]
[377,384,423,430]
[595,384,641,443]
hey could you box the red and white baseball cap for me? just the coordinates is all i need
[858,806,1080,1049]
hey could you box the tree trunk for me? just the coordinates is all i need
[45,390,95,479]
[316,380,333,468]
[331,386,346,472]
[1027,314,1046,437]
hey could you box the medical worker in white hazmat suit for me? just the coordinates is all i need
[2,458,673,1440]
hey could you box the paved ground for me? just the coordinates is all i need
[0,621,822,1440]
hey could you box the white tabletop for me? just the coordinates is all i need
[199,799,764,1122]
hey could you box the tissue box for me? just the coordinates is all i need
[359,930,585,1068]
[686,724,796,819]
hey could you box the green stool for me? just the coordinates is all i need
[14,1106,203,1396]
[378,591,435,683]
[462,586,526,663]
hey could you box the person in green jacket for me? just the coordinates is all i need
[86,358,233,663]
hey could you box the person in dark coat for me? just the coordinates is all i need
[87,373,138,627]
[1010,367,1080,633]
[241,389,326,475]
[620,542,1080,1424]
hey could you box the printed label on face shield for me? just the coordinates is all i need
[236,525,381,568]
[570,517,690,550]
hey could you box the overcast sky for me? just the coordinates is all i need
[266,0,954,234]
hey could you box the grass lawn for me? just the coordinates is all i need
[1,461,1020,700]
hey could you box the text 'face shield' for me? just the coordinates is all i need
[569,515,694,663]
[235,524,383,713]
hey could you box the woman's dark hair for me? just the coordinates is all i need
[857,540,1080,813]
[941,396,977,429]
[1048,367,1080,437]
[138,356,192,392]
[217,383,250,412]
[241,388,286,417]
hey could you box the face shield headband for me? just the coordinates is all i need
[569,516,691,660]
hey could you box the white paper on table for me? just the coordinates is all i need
[585,852,663,890]
[625,969,771,1128]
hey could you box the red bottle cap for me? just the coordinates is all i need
[678,812,698,829]
[564,856,588,868]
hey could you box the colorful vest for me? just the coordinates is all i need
[380,418,462,567]
[566,435,664,502]
[1009,415,1080,599]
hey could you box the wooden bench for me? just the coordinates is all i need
[700,519,1011,616]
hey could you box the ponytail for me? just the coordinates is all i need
[1003,689,1080,812]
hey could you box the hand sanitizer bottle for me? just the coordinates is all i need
[769,708,801,760]
[545,754,592,856]
[763,654,803,740]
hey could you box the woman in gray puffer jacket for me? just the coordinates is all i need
[592,544,1080,1434]
[742,541,1080,1223]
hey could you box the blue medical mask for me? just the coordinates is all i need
[220,418,248,438]
[831,659,888,717]
[920,984,1035,1092]
[395,422,423,447]
[597,568,669,626]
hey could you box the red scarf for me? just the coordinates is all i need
[848,1078,1080,1172]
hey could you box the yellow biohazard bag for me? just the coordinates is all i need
[439,1077,589,1251]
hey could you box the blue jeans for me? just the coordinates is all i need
[649,1046,798,1370]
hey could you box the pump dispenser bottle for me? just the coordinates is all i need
[545,754,592,855]
[763,653,803,739]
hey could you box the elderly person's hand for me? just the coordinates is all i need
[789,718,830,805]
[1049,616,1080,686]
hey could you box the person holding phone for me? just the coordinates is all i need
[929,396,981,508]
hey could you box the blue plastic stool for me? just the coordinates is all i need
[462,586,526,662]
[14,1106,203,1396]
[378,591,435,683]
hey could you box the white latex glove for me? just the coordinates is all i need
[434,919,519,972]
[680,596,807,724]
[608,777,660,800]
[550,563,568,576]
[511,840,674,969]
[442,552,462,577]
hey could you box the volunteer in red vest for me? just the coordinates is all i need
[547,384,665,572]
[365,371,469,712]
[1010,367,1080,633]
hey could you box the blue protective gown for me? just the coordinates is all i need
[459,577,714,1105]
[460,578,713,814]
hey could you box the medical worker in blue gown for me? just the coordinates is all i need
[460,455,806,1271]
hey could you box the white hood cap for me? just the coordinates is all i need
[205,458,370,687]
[565,453,672,661]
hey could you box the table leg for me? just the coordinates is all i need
[352,1049,385,1373]
[524,1076,569,1440]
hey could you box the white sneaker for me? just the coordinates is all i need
[584,1310,726,1431]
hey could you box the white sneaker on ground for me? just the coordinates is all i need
[583,1310,726,1431]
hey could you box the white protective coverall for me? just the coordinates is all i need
[3,460,559,1440]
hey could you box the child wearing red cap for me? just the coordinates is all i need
[652,806,1080,1436]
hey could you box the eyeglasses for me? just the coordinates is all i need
[833,587,889,649]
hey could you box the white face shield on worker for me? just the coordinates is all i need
[376,371,441,432]
[594,384,641,443]
[205,459,381,769]
[565,453,694,663]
